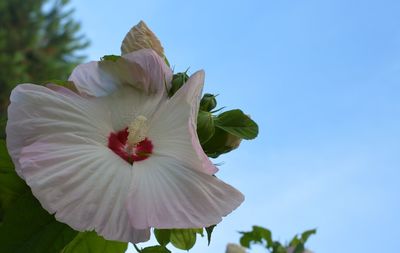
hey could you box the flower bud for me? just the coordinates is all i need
[200,93,217,112]
[121,20,164,57]
[225,243,247,253]
[168,72,189,97]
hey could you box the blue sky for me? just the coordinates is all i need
[70,0,400,252]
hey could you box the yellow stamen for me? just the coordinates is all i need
[127,115,148,146]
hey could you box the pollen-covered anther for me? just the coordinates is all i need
[127,115,149,146]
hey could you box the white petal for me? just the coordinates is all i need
[6,84,112,178]
[69,49,172,97]
[19,134,150,243]
[101,85,166,131]
[126,156,244,229]
[148,70,218,175]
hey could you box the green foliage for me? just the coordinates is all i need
[0,140,28,220]
[215,109,258,140]
[168,72,189,97]
[240,226,273,248]
[62,231,128,253]
[202,127,242,158]
[141,246,171,253]
[205,225,216,245]
[154,229,171,246]
[197,110,215,144]
[239,226,316,253]
[200,93,217,112]
[0,0,89,137]
[101,54,121,62]
[0,191,78,253]
[153,228,208,251]
[289,229,317,253]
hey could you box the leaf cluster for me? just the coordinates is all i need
[169,71,259,159]
[239,226,316,253]
[135,226,215,253]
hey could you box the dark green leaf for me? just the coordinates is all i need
[0,192,77,253]
[215,109,258,140]
[293,243,305,253]
[62,231,127,253]
[141,245,171,253]
[101,55,121,62]
[0,140,29,218]
[200,93,217,112]
[197,111,215,144]
[170,229,197,250]
[239,232,253,248]
[202,128,241,158]
[253,226,273,247]
[205,225,216,246]
[154,229,171,246]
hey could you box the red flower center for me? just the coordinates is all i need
[108,127,153,164]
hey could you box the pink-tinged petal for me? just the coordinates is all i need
[69,49,172,97]
[68,61,120,97]
[19,134,150,243]
[6,84,112,178]
[121,49,172,94]
[148,70,218,175]
[126,156,244,229]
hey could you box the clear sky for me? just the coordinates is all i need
[70,0,400,252]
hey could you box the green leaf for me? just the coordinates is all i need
[202,128,240,158]
[170,229,198,250]
[239,232,253,248]
[0,192,77,253]
[205,225,216,245]
[100,55,121,62]
[62,231,127,253]
[300,229,316,243]
[200,93,217,112]
[141,245,171,253]
[253,226,273,247]
[239,226,273,249]
[215,109,258,140]
[197,111,215,144]
[154,229,171,246]
[0,140,29,219]
[273,244,287,253]
[293,243,305,253]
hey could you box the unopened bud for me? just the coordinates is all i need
[121,20,164,57]
[225,243,247,253]
[200,93,217,112]
[168,72,189,97]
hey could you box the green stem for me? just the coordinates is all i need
[133,244,142,253]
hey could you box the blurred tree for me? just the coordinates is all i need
[0,0,89,138]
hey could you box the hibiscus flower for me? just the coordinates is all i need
[5,24,244,243]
